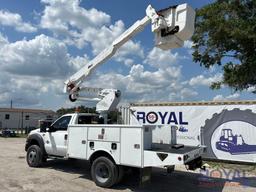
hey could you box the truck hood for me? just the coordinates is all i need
[28,128,40,136]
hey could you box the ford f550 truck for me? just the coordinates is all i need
[25,3,205,188]
[25,112,205,187]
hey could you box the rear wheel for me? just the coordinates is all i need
[91,156,118,188]
[26,145,43,167]
[42,156,47,162]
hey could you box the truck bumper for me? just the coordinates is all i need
[143,144,205,168]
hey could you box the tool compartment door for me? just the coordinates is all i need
[120,126,143,167]
[88,126,120,142]
[67,125,87,159]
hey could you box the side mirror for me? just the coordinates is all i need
[47,126,56,133]
[40,127,46,133]
[39,123,47,133]
[39,120,53,133]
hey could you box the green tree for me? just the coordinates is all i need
[56,106,96,116]
[56,105,120,123]
[192,0,256,92]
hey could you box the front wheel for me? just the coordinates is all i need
[91,157,118,188]
[26,145,43,167]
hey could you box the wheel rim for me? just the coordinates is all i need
[28,149,37,164]
[95,162,110,183]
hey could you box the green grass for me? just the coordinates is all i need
[204,161,256,173]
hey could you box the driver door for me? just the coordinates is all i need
[43,115,72,157]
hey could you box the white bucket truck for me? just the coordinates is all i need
[25,3,205,188]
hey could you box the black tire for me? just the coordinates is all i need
[201,109,256,159]
[116,165,124,184]
[42,156,48,162]
[26,145,43,167]
[91,156,118,188]
[68,158,78,162]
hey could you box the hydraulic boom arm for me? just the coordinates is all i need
[64,4,195,114]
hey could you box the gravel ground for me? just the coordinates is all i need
[0,137,256,192]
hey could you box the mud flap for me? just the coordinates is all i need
[186,157,203,170]
[139,167,152,186]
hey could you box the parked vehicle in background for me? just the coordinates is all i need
[1,128,16,137]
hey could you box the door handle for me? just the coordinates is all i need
[64,134,68,140]
[89,142,94,148]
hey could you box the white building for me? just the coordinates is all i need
[0,108,57,130]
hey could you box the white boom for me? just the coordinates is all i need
[64,4,195,114]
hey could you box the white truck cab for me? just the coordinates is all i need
[27,113,99,157]
[25,112,205,188]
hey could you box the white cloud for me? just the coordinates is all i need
[40,0,111,47]
[144,47,178,68]
[115,40,144,61]
[180,88,198,100]
[0,73,40,106]
[0,10,37,32]
[40,0,144,62]
[189,74,223,87]
[41,0,110,31]
[0,70,68,108]
[85,67,196,103]
[84,20,124,54]
[80,47,197,103]
[0,1,203,108]
[0,34,75,77]
[0,34,87,107]
[213,93,240,101]
[121,58,134,67]
[129,64,180,87]
[69,54,89,71]
[226,93,240,100]
[247,86,256,93]
[183,40,194,49]
[0,33,8,48]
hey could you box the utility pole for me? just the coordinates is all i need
[21,111,24,134]
[10,98,23,109]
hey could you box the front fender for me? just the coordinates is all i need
[25,133,46,155]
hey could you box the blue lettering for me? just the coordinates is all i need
[136,111,189,126]
[137,112,145,123]
[233,169,241,178]
[158,112,168,124]
[222,168,233,180]
[179,112,188,125]
[167,112,178,124]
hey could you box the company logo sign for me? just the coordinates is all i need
[198,168,249,188]
[136,111,188,125]
[179,126,188,132]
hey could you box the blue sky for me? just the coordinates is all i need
[0,0,255,110]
